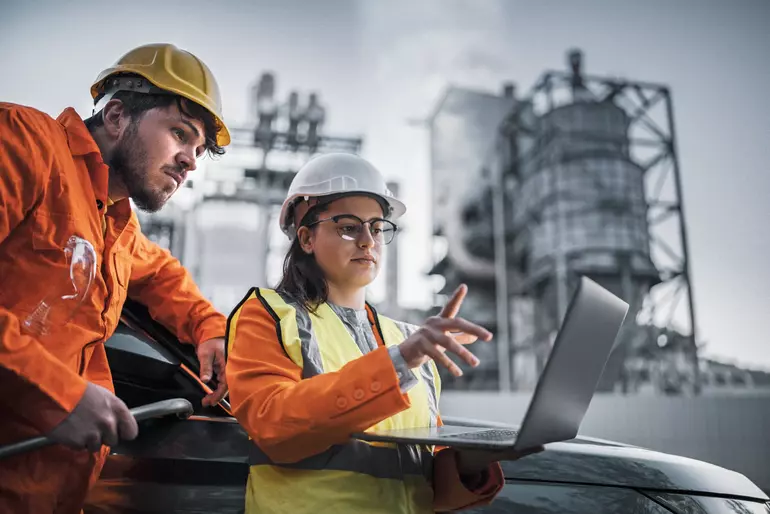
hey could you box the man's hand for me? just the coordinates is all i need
[197,337,228,407]
[457,445,545,476]
[47,383,138,452]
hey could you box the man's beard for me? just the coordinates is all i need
[107,123,174,213]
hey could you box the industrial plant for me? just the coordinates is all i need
[137,50,770,396]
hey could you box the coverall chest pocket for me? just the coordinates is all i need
[111,250,132,313]
[31,211,80,253]
[25,211,97,339]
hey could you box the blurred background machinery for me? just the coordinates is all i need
[426,49,702,395]
[137,51,770,397]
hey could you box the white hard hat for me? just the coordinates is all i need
[279,153,406,237]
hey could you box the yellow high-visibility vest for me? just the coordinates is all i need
[237,288,442,514]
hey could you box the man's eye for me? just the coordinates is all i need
[173,128,186,141]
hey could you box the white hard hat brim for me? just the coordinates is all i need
[279,190,406,236]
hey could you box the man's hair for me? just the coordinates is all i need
[85,87,225,158]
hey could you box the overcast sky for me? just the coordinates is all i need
[1,0,768,368]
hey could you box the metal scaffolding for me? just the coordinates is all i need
[426,50,701,395]
[503,50,700,394]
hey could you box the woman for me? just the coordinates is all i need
[226,153,527,513]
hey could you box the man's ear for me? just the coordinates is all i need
[297,226,314,254]
[101,99,127,140]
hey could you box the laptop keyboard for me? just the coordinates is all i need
[443,429,519,441]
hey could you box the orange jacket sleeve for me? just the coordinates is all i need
[431,414,505,511]
[0,104,88,433]
[126,227,226,346]
[433,448,505,511]
[226,293,411,464]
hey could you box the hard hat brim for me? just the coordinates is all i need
[279,191,406,236]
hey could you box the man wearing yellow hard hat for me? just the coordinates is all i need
[0,43,230,513]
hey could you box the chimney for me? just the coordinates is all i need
[502,82,516,99]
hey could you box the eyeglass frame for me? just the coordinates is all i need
[303,214,399,245]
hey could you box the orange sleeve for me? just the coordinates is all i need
[126,226,226,346]
[0,103,88,433]
[225,293,411,464]
[432,415,505,511]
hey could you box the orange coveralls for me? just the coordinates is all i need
[0,103,226,513]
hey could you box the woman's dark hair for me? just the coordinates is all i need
[276,202,331,313]
[85,83,225,158]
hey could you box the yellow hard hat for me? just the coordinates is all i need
[90,43,230,146]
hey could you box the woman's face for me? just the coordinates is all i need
[297,195,388,291]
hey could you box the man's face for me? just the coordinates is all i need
[108,102,206,212]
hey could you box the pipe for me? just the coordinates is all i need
[443,193,496,279]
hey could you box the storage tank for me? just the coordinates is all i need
[509,52,662,386]
[513,99,658,287]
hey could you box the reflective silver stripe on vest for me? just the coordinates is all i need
[394,320,440,427]
[418,364,439,427]
[249,440,433,481]
[276,291,324,379]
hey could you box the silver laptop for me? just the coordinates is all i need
[353,276,629,451]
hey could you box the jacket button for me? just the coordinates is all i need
[336,397,348,409]
[353,389,365,401]
[370,381,382,393]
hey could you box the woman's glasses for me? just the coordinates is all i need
[305,214,398,245]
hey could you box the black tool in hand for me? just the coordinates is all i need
[0,398,193,460]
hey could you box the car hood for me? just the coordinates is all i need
[501,436,768,502]
[441,416,766,501]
